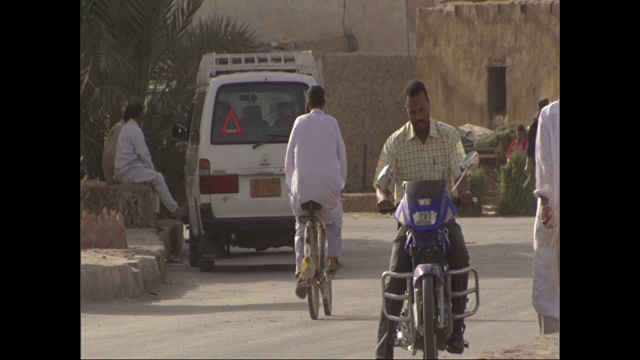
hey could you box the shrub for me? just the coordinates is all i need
[474,123,517,165]
[457,166,487,217]
[495,149,536,216]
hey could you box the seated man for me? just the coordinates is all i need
[114,103,185,220]
[102,106,127,184]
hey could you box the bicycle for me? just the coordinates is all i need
[297,200,333,320]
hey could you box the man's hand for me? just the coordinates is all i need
[460,190,474,207]
[375,188,394,214]
[377,199,394,213]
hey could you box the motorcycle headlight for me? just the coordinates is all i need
[412,210,437,226]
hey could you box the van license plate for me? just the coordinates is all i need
[250,178,281,197]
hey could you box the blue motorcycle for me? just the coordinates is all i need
[376,151,481,359]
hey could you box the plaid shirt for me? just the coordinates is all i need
[373,119,466,201]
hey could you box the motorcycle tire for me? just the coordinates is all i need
[421,275,438,359]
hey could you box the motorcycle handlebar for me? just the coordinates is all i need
[378,206,397,214]
[452,197,478,206]
[378,197,478,214]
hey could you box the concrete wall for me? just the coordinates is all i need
[416,0,560,129]
[194,0,441,55]
[318,52,417,192]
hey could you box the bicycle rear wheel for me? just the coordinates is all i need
[319,223,332,315]
[306,220,320,320]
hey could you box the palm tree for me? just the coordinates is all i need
[80,0,265,208]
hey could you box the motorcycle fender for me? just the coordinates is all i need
[413,264,445,288]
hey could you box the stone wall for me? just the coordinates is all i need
[416,0,560,129]
[194,0,442,56]
[81,180,157,228]
[318,52,417,192]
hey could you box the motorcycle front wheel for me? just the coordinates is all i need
[421,275,438,359]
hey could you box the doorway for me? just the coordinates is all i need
[487,66,506,129]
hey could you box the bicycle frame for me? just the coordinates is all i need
[298,201,332,319]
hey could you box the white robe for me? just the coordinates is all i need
[532,100,560,320]
[285,108,347,225]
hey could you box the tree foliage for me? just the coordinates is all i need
[496,149,536,216]
[80,0,265,210]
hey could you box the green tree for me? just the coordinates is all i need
[495,149,536,216]
[80,0,265,210]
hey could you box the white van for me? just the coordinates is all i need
[172,52,318,272]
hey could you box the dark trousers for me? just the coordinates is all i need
[375,220,470,359]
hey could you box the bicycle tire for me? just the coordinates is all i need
[319,223,332,315]
[306,219,320,320]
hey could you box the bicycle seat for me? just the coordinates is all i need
[301,201,322,211]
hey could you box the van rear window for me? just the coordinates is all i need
[210,82,309,145]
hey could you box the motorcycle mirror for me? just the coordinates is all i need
[459,150,480,173]
[375,165,397,191]
[451,151,480,194]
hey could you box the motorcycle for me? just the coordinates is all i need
[375,151,481,359]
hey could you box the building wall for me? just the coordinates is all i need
[194,0,441,55]
[416,0,559,129]
[318,53,417,192]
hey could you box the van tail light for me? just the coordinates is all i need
[198,159,239,194]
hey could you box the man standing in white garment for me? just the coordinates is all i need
[115,103,185,220]
[532,99,560,334]
[285,85,347,299]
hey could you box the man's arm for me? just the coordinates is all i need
[337,125,347,185]
[375,187,394,211]
[284,124,298,189]
[132,127,155,170]
[525,120,538,177]
[373,138,396,212]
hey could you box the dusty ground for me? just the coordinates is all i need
[472,333,559,359]
[81,246,558,359]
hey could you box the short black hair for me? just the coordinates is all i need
[307,85,325,108]
[125,103,144,120]
[538,98,550,110]
[517,124,526,133]
[404,79,430,102]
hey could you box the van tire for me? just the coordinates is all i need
[188,235,199,268]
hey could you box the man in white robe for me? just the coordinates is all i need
[285,85,347,299]
[532,99,560,334]
[115,103,185,220]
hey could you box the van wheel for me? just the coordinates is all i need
[188,234,199,268]
[198,236,220,272]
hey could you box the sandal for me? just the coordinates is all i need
[328,257,339,273]
[446,325,468,354]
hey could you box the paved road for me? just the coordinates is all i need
[81,214,540,359]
